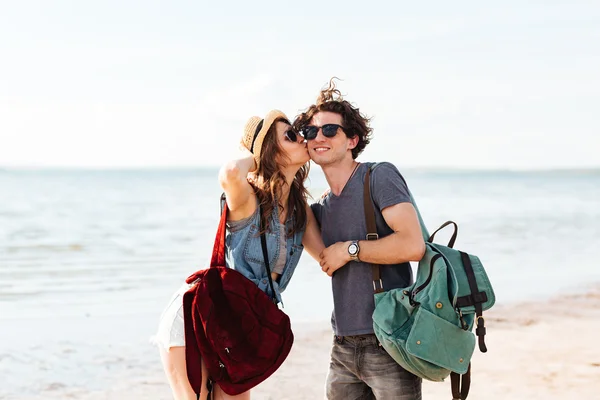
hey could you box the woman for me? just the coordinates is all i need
[154,110,327,400]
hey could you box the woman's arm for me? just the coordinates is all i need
[218,148,257,221]
[302,204,325,262]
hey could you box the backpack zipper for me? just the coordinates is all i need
[412,253,442,297]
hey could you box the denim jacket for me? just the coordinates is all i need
[225,205,305,304]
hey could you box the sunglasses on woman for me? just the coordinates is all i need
[301,124,344,140]
[284,128,301,143]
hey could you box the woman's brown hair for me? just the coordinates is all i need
[253,118,309,236]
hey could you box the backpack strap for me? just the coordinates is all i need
[428,221,458,248]
[363,167,383,293]
[363,163,430,293]
[258,205,278,305]
[460,251,488,353]
[209,197,228,269]
[450,363,471,400]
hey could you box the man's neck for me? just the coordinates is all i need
[322,159,359,196]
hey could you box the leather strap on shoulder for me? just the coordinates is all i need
[363,167,383,293]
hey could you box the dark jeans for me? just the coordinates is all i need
[326,334,422,400]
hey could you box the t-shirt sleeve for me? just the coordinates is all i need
[370,162,411,211]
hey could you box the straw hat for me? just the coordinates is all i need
[241,109,289,169]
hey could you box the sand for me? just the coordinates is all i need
[10,286,600,400]
[255,286,600,400]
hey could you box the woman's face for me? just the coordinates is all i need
[275,121,309,166]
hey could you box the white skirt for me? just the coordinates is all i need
[151,282,194,351]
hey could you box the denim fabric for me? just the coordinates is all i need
[225,204,304,303]
[326,334,422,400]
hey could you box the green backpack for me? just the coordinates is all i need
[364,165,495,400]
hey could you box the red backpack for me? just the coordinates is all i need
[182,203,294,398]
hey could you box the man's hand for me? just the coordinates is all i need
[319,241,352,276]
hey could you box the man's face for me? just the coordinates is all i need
[306,111,356,166]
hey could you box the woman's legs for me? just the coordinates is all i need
[159,346,198,400]
[211,385,251,400]
[159,346,251,400]
[201,358,251,400]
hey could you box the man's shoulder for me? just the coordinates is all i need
[310,190,330,212]
[367,161,405,184]
[368,161,410,199]
[369,161,401,175]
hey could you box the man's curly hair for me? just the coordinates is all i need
[293,77,373,159]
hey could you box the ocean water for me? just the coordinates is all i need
[1,166,599,398]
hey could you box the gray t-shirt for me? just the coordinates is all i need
[311,162,414,336]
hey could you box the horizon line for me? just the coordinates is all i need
[2,165,600,174]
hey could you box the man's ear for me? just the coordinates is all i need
[347,135,359,150]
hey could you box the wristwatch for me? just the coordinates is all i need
[348,241,360,261]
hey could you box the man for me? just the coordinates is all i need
[294,79,426,400]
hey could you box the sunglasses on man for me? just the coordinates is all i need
[301,124,344,140]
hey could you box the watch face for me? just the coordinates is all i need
[349,243,358,255]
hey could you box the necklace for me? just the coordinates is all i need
[338,162,360,195]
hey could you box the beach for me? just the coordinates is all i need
[5,284,599,400]
[2,0,600,397]
[1,168,599,399]
[255,285,600,400]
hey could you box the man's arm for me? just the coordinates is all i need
[318,202,425,276]
[358,202,425,263]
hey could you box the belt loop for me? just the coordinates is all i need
[334,335,344,344]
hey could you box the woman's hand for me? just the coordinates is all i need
[319,241,352,277]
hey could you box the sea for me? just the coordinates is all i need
[1,166,599,398]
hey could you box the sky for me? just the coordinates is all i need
[1,0,599,170]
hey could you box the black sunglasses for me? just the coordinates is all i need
[284,128,301,143]
[302,124,344,140]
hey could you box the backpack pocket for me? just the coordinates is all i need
[405,306,475,374]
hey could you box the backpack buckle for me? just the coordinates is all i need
[366,233,379,240]
[373,279,384,293]
[457,308,469,330]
